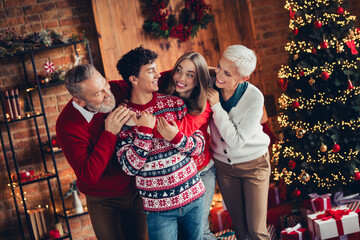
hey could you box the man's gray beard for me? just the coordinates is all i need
[86,93,116,113]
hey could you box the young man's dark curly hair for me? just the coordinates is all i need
[116,46,158,86]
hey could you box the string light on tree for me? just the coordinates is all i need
[273,0,360,197]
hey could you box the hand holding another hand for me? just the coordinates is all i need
[135,111,156,129]
[105,105,134,135]
[156,117,179,141]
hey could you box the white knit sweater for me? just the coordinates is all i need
[209,83,270,164]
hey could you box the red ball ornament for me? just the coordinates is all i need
[292,189,301,198]
[321,71,330,80]
[312,48,317,54]
[288,160,296,169]
[354,172,360,181]
[332,144,340,153]
[337,7,344,15]
[299,70,305,77]
[314,20,322,28]
[356,28,360,34]
[292,101,300,109]
[293,29,299,35]
[320,41,328,49]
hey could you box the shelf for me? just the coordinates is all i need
[0,112,43,124]
[11,172,57,187]
[44,147,63,154]
[0,41,87,60]
[56,210,89,219]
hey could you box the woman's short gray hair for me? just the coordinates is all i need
[65,64,96,98]
[223,45,257,77]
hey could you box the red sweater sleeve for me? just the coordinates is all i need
[176,102,212,136]
[56,104,118,185]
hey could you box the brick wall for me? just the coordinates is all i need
[0,0,101,239]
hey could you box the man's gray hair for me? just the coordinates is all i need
[65,64,96,97]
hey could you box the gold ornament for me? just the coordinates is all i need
[299,171,310,183]
[336,41,344,53]
[320,143,327,152]
[294,54,299,60]
[281,168,288,176]
[348,29,355,38]
[278,132,284,141]
[279,98,286,109]
[296,128,306,138]
[309,78,315,85]
[271,154,279,165]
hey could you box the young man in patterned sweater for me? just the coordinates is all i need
[116,46,205,240]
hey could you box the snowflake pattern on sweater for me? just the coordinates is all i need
[116,93,205,212]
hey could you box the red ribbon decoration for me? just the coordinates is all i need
[315,209,350,236]
[345,40,359,55]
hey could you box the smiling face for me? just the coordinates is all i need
[215,56,248,95]
[76,70,116,113]
[132,61,161,94]
[173,59,197,99]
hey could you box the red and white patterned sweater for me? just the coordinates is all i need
[116,93,205,213]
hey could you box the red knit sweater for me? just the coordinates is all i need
[56,81,135,197]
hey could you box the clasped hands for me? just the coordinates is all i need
[125,109,179,141]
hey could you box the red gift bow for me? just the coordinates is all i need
[315,209,351,236]
[345,40,358,55]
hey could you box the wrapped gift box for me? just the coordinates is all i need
[303,193,331,212]
[281,225,307,240]
[210,206,233,232]
[346,202,360,212]
[214,229,236,240]
[213,225,277,240]
[268,224,277,240]
[268,183,285,208]
[267,203,294,230]
[307,208,360,240]
[280,213,306,229]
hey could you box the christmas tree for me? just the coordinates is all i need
[272,0,360,198]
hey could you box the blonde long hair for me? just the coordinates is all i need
[164,52,210,115]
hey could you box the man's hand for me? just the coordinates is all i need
[156,117,179,141]
[135,111,156,128]
[207,88,220,107]
[105,105,133,135]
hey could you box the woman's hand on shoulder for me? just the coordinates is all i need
[207,88,220,107]
[156,117,179,141]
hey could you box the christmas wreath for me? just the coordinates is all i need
[143,0,214,42]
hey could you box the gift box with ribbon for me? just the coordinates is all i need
[307,208,360,240]
[268,183,285,208]
[281,223,307,240]
[333,192,360,207]
[210,206,233,232]
[303,193,331,212]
